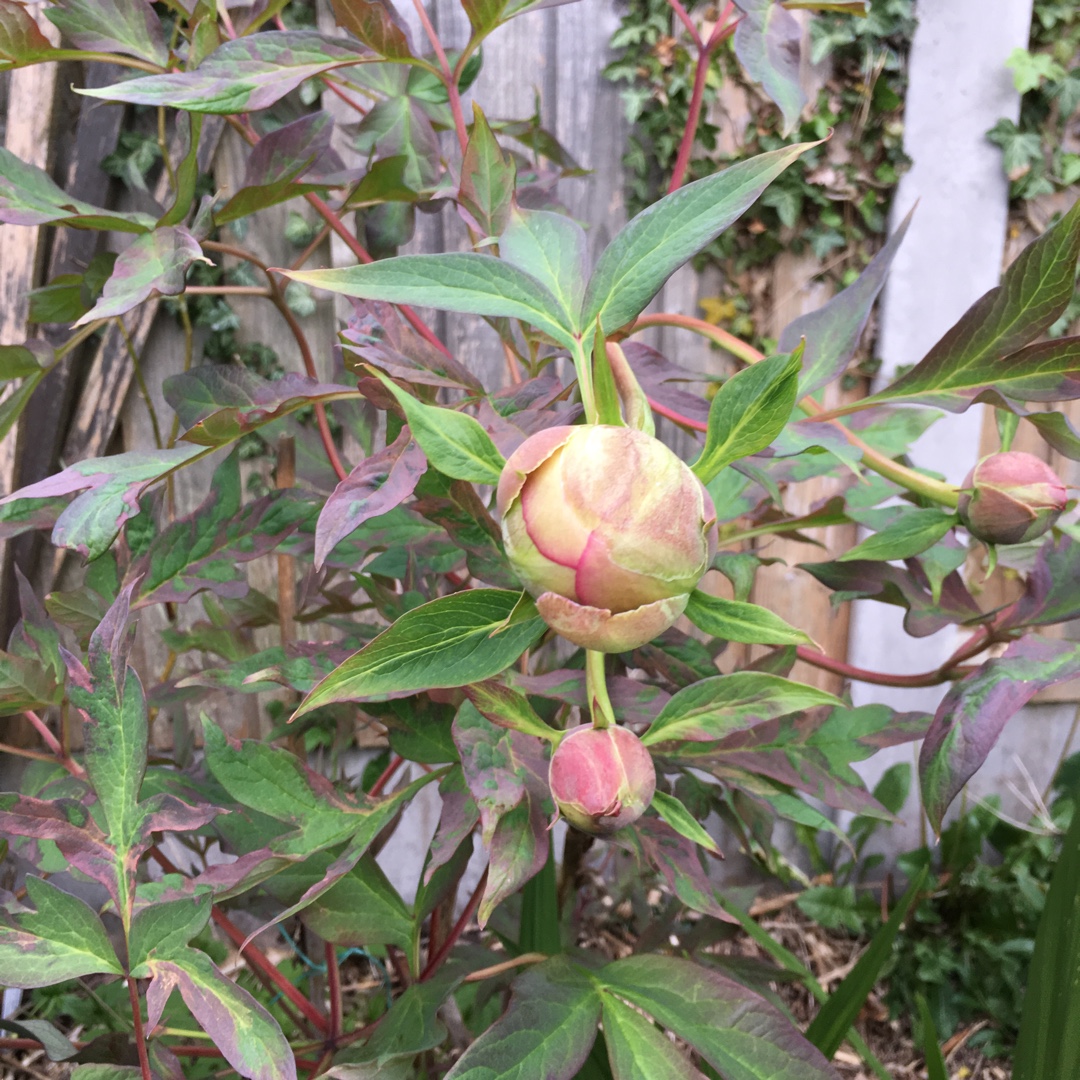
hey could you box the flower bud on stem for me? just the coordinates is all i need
[586,649,616,729]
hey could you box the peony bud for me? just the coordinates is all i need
[958,451,1067,545]
[497,425,717,652]
[548,724,656,835]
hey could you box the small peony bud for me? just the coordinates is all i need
[548,725,656,835]
[958,451,1067,546]
[497,425,717,652]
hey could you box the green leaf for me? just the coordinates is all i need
[369,368,505,485]
[0,341,49,380]
[684,589,813,646]
[0,877,122,988]
[582,142,815,335]
[692,351,802,483]
[74,226,207,326]
[79,31,371,114]
[781,208,912,397]
[599,955,838,1080]
[642,672,843,746]
[0,1018,78,1062]
[0,147,155,232]
[284,253,575,347]
[602,994,705,1079]
[916,996,949,1080]
[859,198,1080,412]
[733,0,806,136]
[147,948,296,1080]
[464,679,561,742]
[499,207,588,330]
[445,957,601,1080]
[129,894,213,971]
[649,790,721,856]
[519,848,560,955]
[294,590,544,718]
[805,867,928,1057]
[0,0,56,71]
[839,507,957,562]
[302,855,413,951]
[46,0,168,67]
[459,103,516,237]
[1013,796,1080,1080]
[348,972,461,1067]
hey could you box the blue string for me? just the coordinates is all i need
[276,928,393,1009]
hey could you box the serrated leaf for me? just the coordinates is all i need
[781,209,912,396]
[649,790,721,856]
[46,0,168,67]
[692,351,802,483]
[601,993,706,1080]
[147,948,296,1080]
[0,147,155,232]
[284,253,575,347]
[583,142,815,335]
[839,507,957,562]
[459,103,516,237]
[369,368,505,484]
[734,0,806,136]
[919,636,1080,832]
[294,589,544,718]
[0,0,56,70]
[74,226,208,326]
[0,444,207,560]
[79,31,371,114]
[599,955,839,1080]
[858,198,1080,412]
[684,589,812,645]
[444,957,601,1080]
[642,672,842,746]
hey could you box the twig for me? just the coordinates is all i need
[461,952,547,983]
[368,754,405,796]
[128,977,153,1080]
[421,868,488,980]
[325,943,343,1042]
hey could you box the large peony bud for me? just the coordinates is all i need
[548,724,656,835]
[958,451,1067,545]
[497,425,717,652]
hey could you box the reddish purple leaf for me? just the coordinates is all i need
[315,430,426,569]
[46,0,167,67]
[330,0,414,60]
[0,0,55,68]
[425,768,480,884]
[1004,534,1080,630]
[622,342,711,429]
[920,635,1080,832]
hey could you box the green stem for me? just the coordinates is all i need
[585,650,616,729]
[572,338,599,425]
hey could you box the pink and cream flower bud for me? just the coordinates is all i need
[497,425,717,652]
[958,451,1067,546]
[548,724,656,835]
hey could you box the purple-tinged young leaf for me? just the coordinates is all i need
[0,0,55,69]
[622,342,711,428]
[734,0,806,137]
[859,197,1080,413]
[130,450,312,606]
[0,147,155,232]
[600,954,841,1080]
[0,652,58,715]
[46,0,168,67]
[176,643,357,697]
[459,104,516,238]
[331,0,414,59]
[483,794,551,925]
[315,430,426,569]
[0,495,65,540]
[163,365,360,446]
[1005,534,1080,630]
[782,208,912,397]
[147,949,296,1080]
[613,817,732,922]
[0,444,207,559]
[444,957,600,1080]
[74,226,208,326]
[79,31,372,114]
[425,767,480,884]
[464,679,560,741]
[920,635,1080,832]
[1024,409,1080,460]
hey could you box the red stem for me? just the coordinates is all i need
[667,0,703,47]
[420,867,487,980]
[22,711,85,778]
[128,977,153,1080]
[368,754,405,797]
[325,942,343,1041]
[412,0,469,155]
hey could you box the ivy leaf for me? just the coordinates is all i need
[692,351,802,483]
[459,103,516,237]
[582,142,815,335]
[294,589,544,717]
[46,0,168,67]
[0,0,56,70]
[74,226,209,326]
[315,430,427,569]
[79,31,372,114]
[0,147,155,232]
[781,208,912,397]
[734,0,806,136]
[642,672,842,746]
[920,636,1080,833]
[444,957,601,1080]
[684,589,813,646]
[147,948,296,1080]
[599,955,839,1080]
[0,444,207,559]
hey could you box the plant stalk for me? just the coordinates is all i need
[585,650,616,729]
